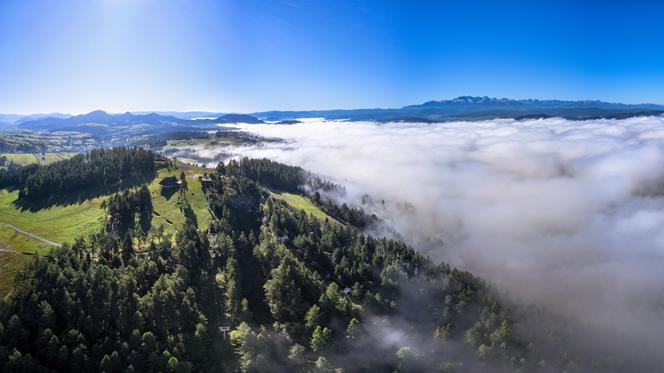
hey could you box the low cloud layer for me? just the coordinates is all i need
[200,117,664,364]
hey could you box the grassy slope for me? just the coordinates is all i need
[0,163,212,243]
[0,131,95,153]
[270,191,337,223]
[1,152,75,166]
[40,153,75,164]
[0,161,213,297]
[1,153,36,166]
[0,226,51,297]
[0,189,105,243]
[0,160,320,297]
[0,225,51,253]
[149,164,213,236]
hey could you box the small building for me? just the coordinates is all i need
[106,214,115,232]
[198,175,213,188]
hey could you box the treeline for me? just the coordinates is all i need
[0,140,41,153]
[0,147,157,201]
[311,192,377,228]
[23,148,156,200]
[219,158,375,228]
[131,131,209,148]
[219,157,339,195]
[220,157,306,193]
[103,185,153,236]
[0,163,39,190]
[213,130,261,143]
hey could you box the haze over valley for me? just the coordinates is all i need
[170,115,664,365]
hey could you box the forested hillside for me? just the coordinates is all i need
[223,158,375,228]
[0,156,614,372]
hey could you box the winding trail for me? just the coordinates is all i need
[0,221,62,248]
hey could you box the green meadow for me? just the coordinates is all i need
[0,161,213,297]
[1,152,76,166]
[270,190,336,222]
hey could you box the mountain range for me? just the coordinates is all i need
[15,111,264,133]
[5,96,664,131]
[251,96,664,122]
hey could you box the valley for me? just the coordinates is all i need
[2,0,662,370]
[0,128,661,371]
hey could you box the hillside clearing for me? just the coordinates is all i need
[149,163,213,235]
[0,189,106,243]
[1,152,76,166]
[0,160,213,296]
[0,225,51,298]
[270,190,336,222]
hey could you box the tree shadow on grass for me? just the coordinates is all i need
[160,185,178,200]
[13,173,157,212]
[139,210,153,233]
[183,204,198,227]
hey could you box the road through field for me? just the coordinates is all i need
[0,221,62,247]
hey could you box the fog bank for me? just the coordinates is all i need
[201,117,664,362]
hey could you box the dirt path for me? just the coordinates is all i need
[0,221,62,247]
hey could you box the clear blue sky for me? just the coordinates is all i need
[1,0,663,114]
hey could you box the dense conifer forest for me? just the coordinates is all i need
[0,152,629,372]
[103,185,154,236]
[0,147,156,202]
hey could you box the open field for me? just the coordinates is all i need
[38,152,76,164]
[162,133,259,151]
[0,225,52,255]
[0,162,212,243]
[270,190,336,222]
[0,130,96,153]
[0,189,106,243]
[1,152,76,166]
[0,161,213,295]
[149,162,213,235]
[162,138,212,149]
[1,153,35,165]
[0,225,52,297]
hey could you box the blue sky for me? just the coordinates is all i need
[1,0,663,114]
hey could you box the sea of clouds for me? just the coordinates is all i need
[183,116,664,364]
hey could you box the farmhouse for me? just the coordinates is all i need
[198,174,213,188]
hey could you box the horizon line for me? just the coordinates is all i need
[4,95,664,117]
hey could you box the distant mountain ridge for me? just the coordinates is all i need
[253,96,664,122]
[131,111,225,120]
[18,111,264,132]
[196,113,264,124]
[407,95,664,110]
[18,110,184,132]
[0,113,71,127]
[7,96,664,130]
